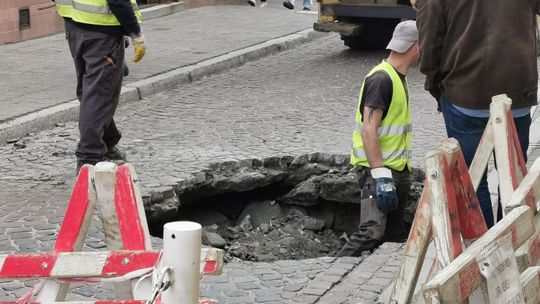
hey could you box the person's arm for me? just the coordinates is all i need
[360,74,398,212]
[417,0,446,101]
[361,106,384,168]
[107,0,141,36]
[107,0,146,62]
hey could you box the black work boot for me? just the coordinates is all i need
[105,145,127,164]
[76,160,98,176]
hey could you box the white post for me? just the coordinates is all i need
[161,221,202,304]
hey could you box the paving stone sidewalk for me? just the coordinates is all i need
[0,5,315,123]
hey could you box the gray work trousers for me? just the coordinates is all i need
[337,166,410,257]
[65,21,124,164]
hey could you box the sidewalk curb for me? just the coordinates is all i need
[141,2,186,20]
[0,29,326,145]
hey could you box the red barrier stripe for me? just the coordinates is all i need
[507,110,536,210]
[202,260,218,274]
[505,110,520,191]
[454,153,487,240]
[458,262,481,301]
[114,165,146,250]
[55,165,91,252]
[101,251,159,276]
[0,253,56,278]
[440,156,464,258]
[529,234,540,266]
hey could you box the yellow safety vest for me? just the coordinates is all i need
[351,61,412,172]
[56,0,141,27]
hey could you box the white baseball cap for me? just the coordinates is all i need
[386,20,418,53]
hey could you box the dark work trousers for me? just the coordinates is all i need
[65,21,124,164]
[337,166,411,257]
[439,98,531,228]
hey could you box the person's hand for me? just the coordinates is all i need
[370,167,398,212]
[130,33,146,63]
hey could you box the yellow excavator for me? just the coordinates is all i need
[314,0,416,49]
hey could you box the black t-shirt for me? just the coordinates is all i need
[359,69,408,121]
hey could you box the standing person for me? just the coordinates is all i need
[54,0,146,173]
[416,0,538,228]
[282,0,312,11]
[338,21,419,257]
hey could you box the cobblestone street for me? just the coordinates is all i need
[1,33,449,303]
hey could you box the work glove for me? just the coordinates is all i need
[130,33,146,63]
[370,167,398,213]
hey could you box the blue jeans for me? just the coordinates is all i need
[287,0,312,9]
[439,99,531,228]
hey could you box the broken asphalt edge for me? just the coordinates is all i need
[0,29,326,146]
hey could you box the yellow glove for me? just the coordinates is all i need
[131,33,146,63]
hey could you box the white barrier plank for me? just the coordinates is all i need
[95,162,133,299]
[0,248,223,279]
[469,118,494,191]
[423,206,535,303]
[491,95,522,213]
[389,188,432,304]
[519,266,540,304]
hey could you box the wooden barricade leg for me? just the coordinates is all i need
[113,164,153,251]
[95,162,153,300]
[452,149,488,241]
[37,165,97,302]
[390,140,489,303]
[491,95,531,214]
[426,150,463,266]
[442,138,489,304]
[469,118,494,191]
[388,188,432,303]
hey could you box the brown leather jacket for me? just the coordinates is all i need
[417,0,540,109]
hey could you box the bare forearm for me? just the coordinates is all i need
[362,129,384,168]
[361,106,385,168]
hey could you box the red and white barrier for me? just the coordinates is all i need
[0,162,224,304]
[389,95,540,304]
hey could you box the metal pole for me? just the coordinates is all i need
[161,221,202,304]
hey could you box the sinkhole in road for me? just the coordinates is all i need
[148,153,424,262]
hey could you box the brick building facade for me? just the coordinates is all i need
[0,0,64,44]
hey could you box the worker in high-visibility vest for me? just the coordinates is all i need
[338,21,419,257]
[54,0,146,173]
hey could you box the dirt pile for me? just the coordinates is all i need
[202,204,345,262]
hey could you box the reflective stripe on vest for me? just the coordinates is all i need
[55,0,73,17]
[56,0,141,26]
[352,148,412,162]
[350,61,412,172]
[354,122,412,136]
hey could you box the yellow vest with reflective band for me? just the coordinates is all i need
[55,0,141,27]
[351,61,412,172]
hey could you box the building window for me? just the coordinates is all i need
[19,8,31,30]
